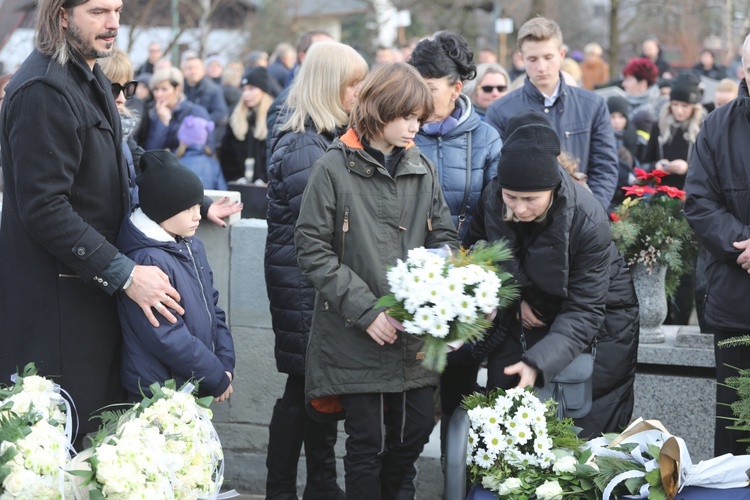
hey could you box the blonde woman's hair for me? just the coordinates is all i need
[98,48,134,85]
[229,91,274,141]
[281,41,368,134]
[98,48,135,117]
[150,67,185,98]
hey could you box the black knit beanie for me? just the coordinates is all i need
[607,96,630,118]
[504,111,551,139]
[497,122,561,191]
[670,72,700,104]
[136,150,205,223]
[241,66,274,96]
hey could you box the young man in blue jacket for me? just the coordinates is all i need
[486,17,618,210]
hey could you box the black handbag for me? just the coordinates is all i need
[520,327,596,420]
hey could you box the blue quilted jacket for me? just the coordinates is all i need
[414,95,501,244]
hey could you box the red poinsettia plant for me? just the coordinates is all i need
[610,168,695,296]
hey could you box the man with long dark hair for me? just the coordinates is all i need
[0,0,183,445]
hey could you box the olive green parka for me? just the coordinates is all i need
[295,129,458,419]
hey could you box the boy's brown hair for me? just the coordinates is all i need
[350,62,434,143]
[517,17,563,51]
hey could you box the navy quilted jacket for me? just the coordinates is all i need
[264,119,337,375]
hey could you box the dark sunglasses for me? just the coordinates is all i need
[480,85,507,93]
[110,80,138,100]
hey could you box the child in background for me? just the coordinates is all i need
[176,115,228,190]
[294,62,458,499]
[116,150,235,402]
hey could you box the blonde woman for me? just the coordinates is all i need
[264,41,367,499]
[98,48,143,202]
[219,66,275,182]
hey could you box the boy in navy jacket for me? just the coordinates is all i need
[116,150,235,401]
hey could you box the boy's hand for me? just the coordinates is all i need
[214,383,233,402]
[124,265,184,327]
[214,372,234,402]
[366,311,398,345]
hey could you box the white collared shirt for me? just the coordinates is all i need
[541,80,562,107]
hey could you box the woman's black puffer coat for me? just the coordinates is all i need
[465,168,639,437]
[264,120,337,375]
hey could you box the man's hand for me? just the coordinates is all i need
[206,197,243,227]
[734,239,750,271]
[366,311,398,346]
[123,265,184,327]
[505,361,538,389]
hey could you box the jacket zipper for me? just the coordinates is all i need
[185,241,213,334]
[341,206,350,263]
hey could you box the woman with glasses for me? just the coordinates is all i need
[99,49,144,204]
[464,62,510,119]
[145,66,226,189]
[408,31,502,460]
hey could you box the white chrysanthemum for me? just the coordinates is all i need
[455,294,479,322]
[483,428,507,455]
[431,301,457,324]
[473,447,495,468]
[412,307,439,334]
[467,407,485,428]
[533,435,553,455]
[493,395,513,416]
[514,405,535,423]
[508,420,532,445]
[467,428,480,451]
[430,319,450,338]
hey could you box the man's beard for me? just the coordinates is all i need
[67,21,117,61]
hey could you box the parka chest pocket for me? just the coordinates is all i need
[314,299,382,371]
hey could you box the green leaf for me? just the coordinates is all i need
[645,467,662,487]
[647,483,667,500]
[646,444,662,460]
[625,476,645,494]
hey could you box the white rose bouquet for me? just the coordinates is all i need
[68,379,230,499]
[462,387,598,499]
[375,241,516,372]
[0,363,74,500]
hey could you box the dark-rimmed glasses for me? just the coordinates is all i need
[480,85,507,93]
[110,81,138,100]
